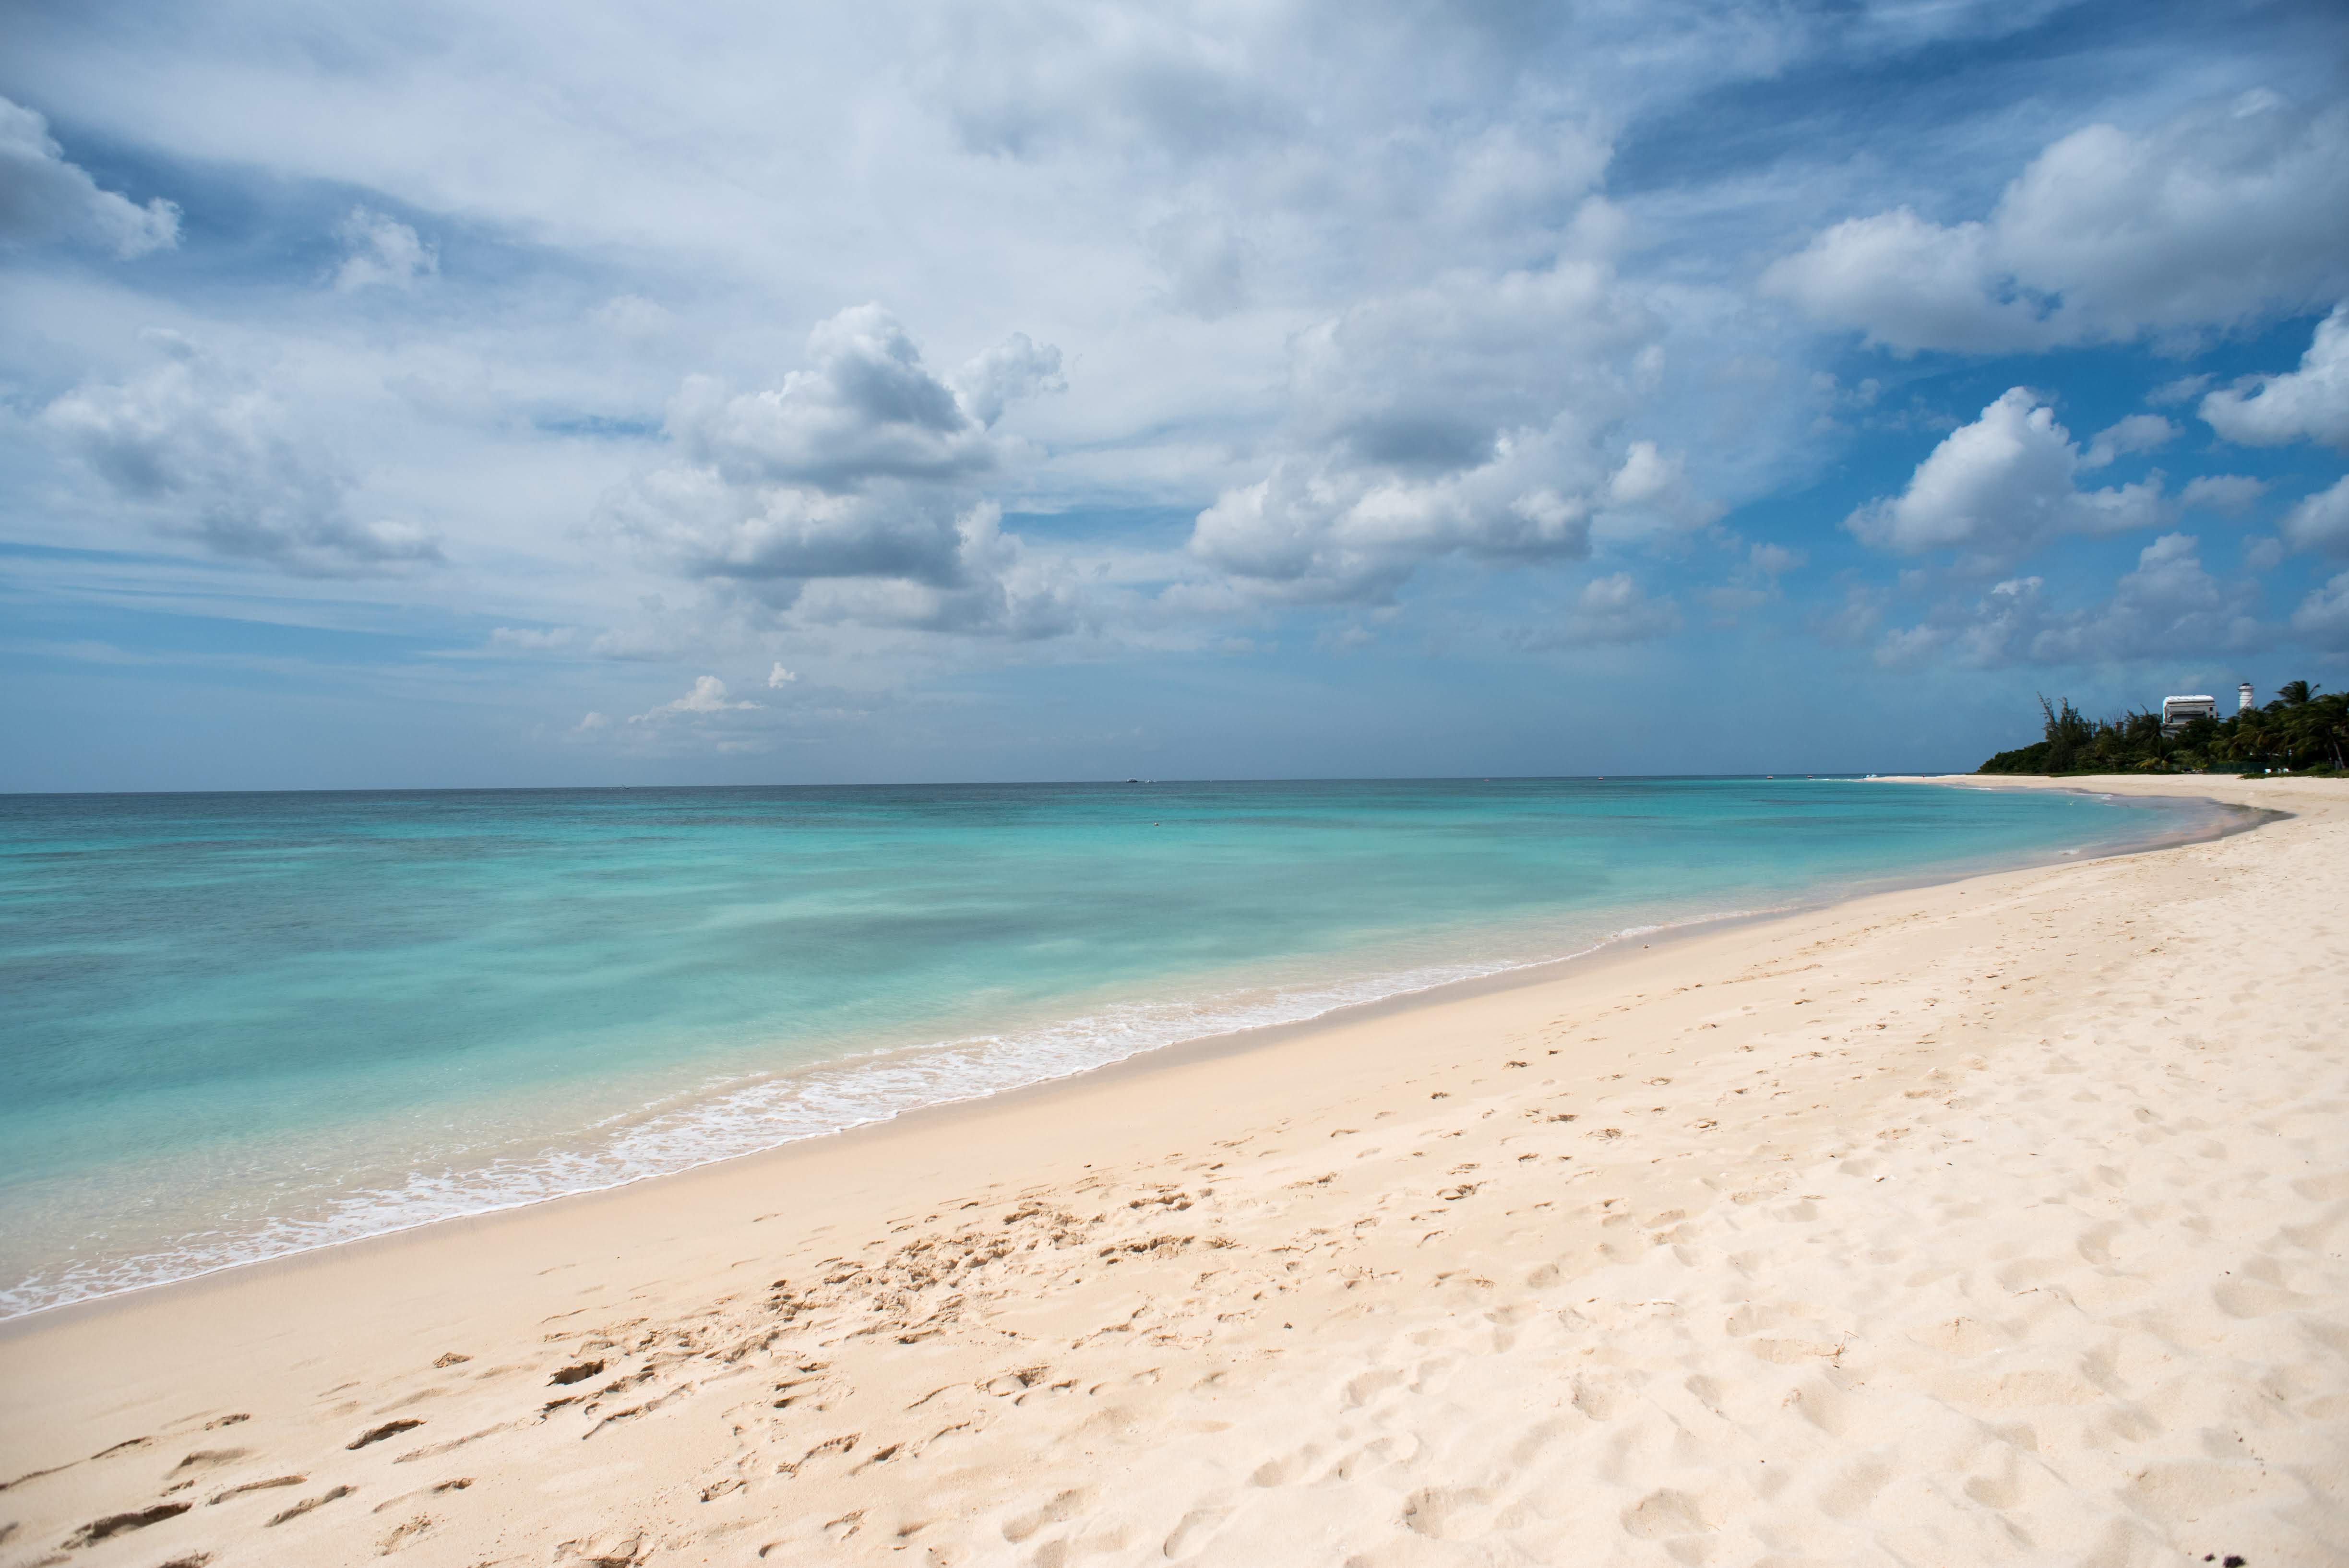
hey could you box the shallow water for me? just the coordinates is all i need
[0,776,2209,1317]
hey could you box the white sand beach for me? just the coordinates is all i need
[3,774,2343,1568]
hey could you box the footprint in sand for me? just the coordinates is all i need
[1402,1485,1493,1539]
[1161,1504,1230,1559]
[265,1485,355,1527]
[67,1502,191,1547]
[1001,1486,1091,1543]
[210,1473,305,1505]
[347,1419,424,1450]
[1620,1487,1715,1541]
[1247,1444,1321,1486]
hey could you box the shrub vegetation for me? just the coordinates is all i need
[1977,681,2347,776]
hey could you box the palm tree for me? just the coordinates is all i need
[2288,688,2346,771]
[1981,679,2339,774]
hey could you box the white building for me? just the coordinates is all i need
[2239,682,2255,713]
[2161,694,2218,736]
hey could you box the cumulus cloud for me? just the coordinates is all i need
[1191,442,1595,604]
[2031,533,2262,663]
[1189,425,1723,606]
[629,675,757,723]
[2148,374,2215,406]
[2080,414,2175,470]
[332,207,437,290]
[766,662,797,686]
[949,332,1065,427]
[1283,238,1646,473]
[0,95,179,257]
[1875,534,2261,667]
[14,1,2345,762]
[782,504,1100,640]
[1764,94,2349,352]
[2280,475,2349,556]
[1514,573,1683,649]
[2198,303,2349,449]
[40,331,440,574]
[1186,248,1715,602]
[2293,570,2349,647]
[2179,474,2269,515]
[608,307,1079,636]
[1873,575,2046,669]
[665,306,1015,496]
[922,3,1616,277]
[1846,389,2169,566]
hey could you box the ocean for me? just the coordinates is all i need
[0,777,2216,1318]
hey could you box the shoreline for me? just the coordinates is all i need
[4,772,2340,1568]
[0,780,2247,1333]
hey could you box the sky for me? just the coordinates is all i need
[4,0,2347,790]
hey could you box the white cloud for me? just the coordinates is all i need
[1873,575,2043,669]
[332,207,438,291]
[2034,533,2262,662]
[1845,388,2169,566]
[2293,570,2349,647]
[1513,572,1682,648]
[607,307,1078,633]
[593,294,677,341]
[39,331,441,574]
[489,627,578,651]
[780,503,1101,641]
[1280,235,1647,472]
[949,332,1065,428]
[2198,303,2349,450]
[2280,475,2349,557]
[629,674,757,722]
[1764,95,2349,352]
[766,662,797,686]
[2148,373,2214,406]
[1190,442,1603,605]
[0,95,179,257]
[2080,414,2175,470]
[666,306,1043,496]
[1874,534,2261,666]
[1185,246,1718,603]
[2179,474,2269,515]
[7,1,2345,779]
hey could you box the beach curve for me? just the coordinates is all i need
[1,773,2342,1567]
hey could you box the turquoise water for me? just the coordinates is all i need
[0,778,2212,1317]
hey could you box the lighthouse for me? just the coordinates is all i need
[2239,682,2255,713]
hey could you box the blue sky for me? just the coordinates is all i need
[4,0,2346,790]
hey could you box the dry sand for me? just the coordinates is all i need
[2,774,2344,1568]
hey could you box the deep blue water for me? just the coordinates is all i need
[0,777,2211,1316]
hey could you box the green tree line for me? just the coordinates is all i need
[1978,681,2348,776]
